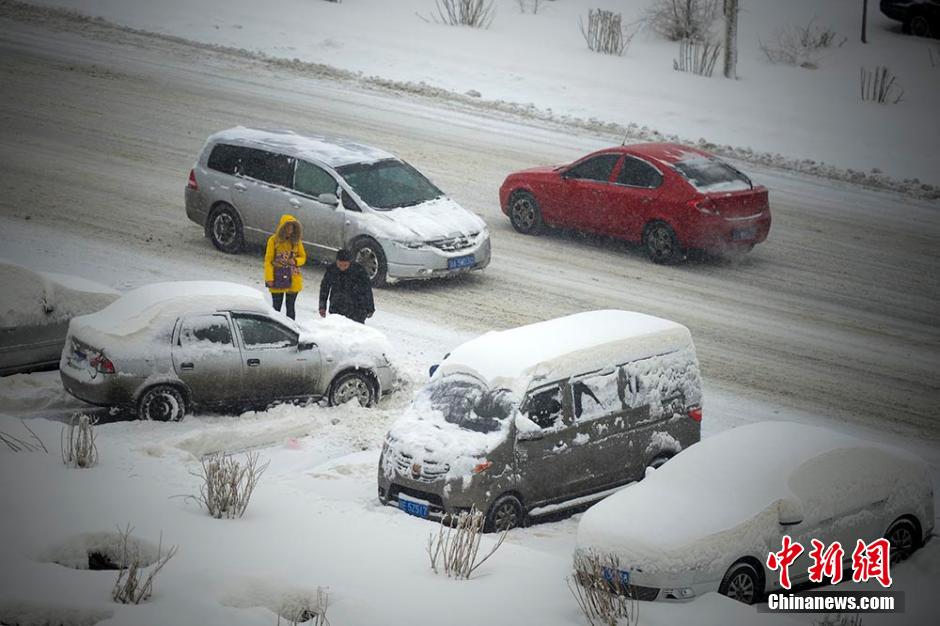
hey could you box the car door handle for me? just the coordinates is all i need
[233,182,247,192]
[288,197,301,207]
[247,358,261,367]
[180,362,194,371]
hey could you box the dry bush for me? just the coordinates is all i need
[673,38,722,76]
[580,9,639,56]
[426,506,508,579]
[111,524,177,605]
[191,451,269,519]
[760,19,845,69]
[567,551,639,626]
[277,587,330,626]
[421,0,495,29]
[61,413,98,468]
[0,420,48,453]
[815,614,863,626]
[516,0,542,13]
[645,0,719,42]
[860,66,904,104]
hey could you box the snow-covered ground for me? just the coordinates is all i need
[15,0,940,191]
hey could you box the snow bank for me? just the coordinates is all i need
[0,261,118,329]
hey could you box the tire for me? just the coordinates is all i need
[910,14,932,38]
[885,517,919,563]
[643,221,682,264]
[328,370,376,408]
[137,385,186,422]
[508,191,544,235]
[485,494,525,532]
[718,561,762,605]
[647,453,673,471]
[207,204,244,254]
[350,238,388,288]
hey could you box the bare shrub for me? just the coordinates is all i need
[516,0,542,13]
[426,506,508,579]
[673,38,722,76]
[760,19,846,68]
[191,451,269,519]
[421,0,495,29]
[860,66,904,104]
[277,587,330,626]
[567,551,640,626]
[645,0,719,42]
[61,413,98,468]
[815,614,863,626]
[111,525,177,605]
[0,420,48,453]
[580,9,639,56]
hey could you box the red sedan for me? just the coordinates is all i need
[499,143,771,263]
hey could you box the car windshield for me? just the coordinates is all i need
[415,375,514,434]
[335,159,443,209]
[672,157,751,192]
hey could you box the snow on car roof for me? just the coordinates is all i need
[0,260,119,328]
[577,421,924,554]
[71,281,269,341]
[209,127,396,168]
[435,310,691,393]
[625,142,711,164]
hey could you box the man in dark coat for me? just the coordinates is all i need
[318,249,375,323]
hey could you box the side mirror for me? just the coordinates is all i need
[428,363,439,377]
[317,193,339,207]
[517,430,544,442]
[514,414,544,441]
[298,341,316,352]
[777,498,804,527]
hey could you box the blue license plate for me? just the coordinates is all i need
[602,567,630,586]
[448,254,475,270]
[398,496,429,518]
[732,227,757,241]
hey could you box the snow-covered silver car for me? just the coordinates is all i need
[185,127,491,286]
[59,281,396,421]
[575,421,934,604]
[1,262,118,376]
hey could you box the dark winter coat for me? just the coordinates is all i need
[319,263,374,323]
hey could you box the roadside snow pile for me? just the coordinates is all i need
[0,261,118,329]
[42,531,160,570]
[0,601,113,626]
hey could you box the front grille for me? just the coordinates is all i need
[391,450,449,483]
[429,233,478,252]
[575,572,660,601]
[628,585,660,601]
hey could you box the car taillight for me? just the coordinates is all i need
[472,460,492,474]
[687,406,702,422]
[691,199,719,216]
[90,354,115,374]
[187,169,199,191]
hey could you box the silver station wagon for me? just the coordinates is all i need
[59,281,396,421]
[185,127,491,286]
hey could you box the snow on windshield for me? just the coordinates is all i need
[336,159,442,209]
[672,156,751,193]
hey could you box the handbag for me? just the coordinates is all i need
[272,265,293,289]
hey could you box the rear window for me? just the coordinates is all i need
[672,157,751,192]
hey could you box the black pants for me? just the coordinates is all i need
[272,292,298,319]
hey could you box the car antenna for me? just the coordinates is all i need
[621,131,628,146]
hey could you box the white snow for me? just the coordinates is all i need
[207,126,395,168]
[0,261,118,329]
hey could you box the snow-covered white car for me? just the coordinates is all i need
[0,261,119,376]
[59,281,396,420]
[575,421,934,604]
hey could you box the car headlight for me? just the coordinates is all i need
[662,587,695,600]
[391,240,427,250]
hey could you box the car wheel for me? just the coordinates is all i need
[509,191,544,235]
[647,453,673,472]
[885,518,919,563]
[138,385,186,422]
[350,239,388,288]
[644,221,682,265]
[328,370,376,408]
[207,204,244,254]
[910,14,932,37]
[485,494,524,532]
[718,561,762,605]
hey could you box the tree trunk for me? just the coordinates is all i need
[861,0,868,43]
[723,0,739,79]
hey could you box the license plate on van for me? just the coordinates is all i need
[398,494,430,518]
[448,254,475,270]
[732,227,757,241]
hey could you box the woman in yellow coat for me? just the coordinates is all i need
[264,214,307,319]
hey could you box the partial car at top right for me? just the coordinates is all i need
[881,0,940,38]
[499,143,771,264]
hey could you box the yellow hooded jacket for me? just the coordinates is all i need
[264,214,307,294]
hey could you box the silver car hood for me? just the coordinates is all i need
[378,196,485,242]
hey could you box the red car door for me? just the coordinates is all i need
[556,153,621,231]
[601,156,665,241]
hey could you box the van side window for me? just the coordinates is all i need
[572,368,624,421]
[623,349,701,420]
[523,386,564,430]
[295,160,337,198]
[241,148,295,188]
[207,144,245,175]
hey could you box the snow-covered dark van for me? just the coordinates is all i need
[377,310,703,531]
